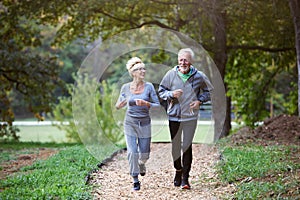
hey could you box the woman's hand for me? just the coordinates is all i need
[135,99,150,107]
[116,100,127,109]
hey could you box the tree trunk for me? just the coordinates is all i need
[211,0,231,140]
[289,0,300,117]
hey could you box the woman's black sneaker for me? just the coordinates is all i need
[139,164,146,176]
[133,181,140,191]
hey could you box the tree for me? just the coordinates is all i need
[225,0,295,126]
[0,1,67,139]
[289,0,300,116]
[209,0,230,138]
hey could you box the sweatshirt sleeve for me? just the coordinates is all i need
[198,71,214,103]
[148,83,160,107]
[158,70,174,101]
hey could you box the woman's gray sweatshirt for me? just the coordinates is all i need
[118,82,160,119]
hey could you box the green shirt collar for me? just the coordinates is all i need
[177,66,193,82]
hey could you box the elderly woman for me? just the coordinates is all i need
[115,57,160,191]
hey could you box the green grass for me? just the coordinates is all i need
[0,141,76,150]
[218,145,292,182]
[16,125,67,143]
[16,123,216,144]
[151,124,214,143]
[0,143,117,200]
[234,179,300,199]
[0,142,78,165]
[216,142,300,199]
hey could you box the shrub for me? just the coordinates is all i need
[51,73,125,146]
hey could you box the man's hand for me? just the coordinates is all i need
[190,100,201,109]
[172,89,183,98]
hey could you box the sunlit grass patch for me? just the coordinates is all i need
[0,144,116,199]
[216,143,300,199]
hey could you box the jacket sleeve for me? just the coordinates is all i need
[198,71,214,103]
[158,70,174,101]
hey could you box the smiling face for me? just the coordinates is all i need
[132,65,146,79]
[178,52,192,74]
[126,57,146,79]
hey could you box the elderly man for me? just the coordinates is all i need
[158,48,213,189]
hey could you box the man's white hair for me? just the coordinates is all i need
[178,48,194,63]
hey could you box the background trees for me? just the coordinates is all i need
[0,0,297,140]
[50,0,297,135]
[1,2,63,139]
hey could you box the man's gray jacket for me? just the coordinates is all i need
[158,66,213,122]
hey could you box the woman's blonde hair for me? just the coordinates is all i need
[126,57,145,77]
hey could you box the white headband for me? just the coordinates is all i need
[129,62,144,72]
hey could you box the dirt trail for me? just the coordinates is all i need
[89,114,300,199]
[90,143,234,199]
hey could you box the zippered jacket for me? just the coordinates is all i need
[158,66,213,122]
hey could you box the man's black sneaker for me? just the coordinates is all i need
[174,170,182,187]
[133,181,140,191]
[139,164,146,176]
[181,179,190,190]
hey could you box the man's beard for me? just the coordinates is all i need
[179,65,190,74]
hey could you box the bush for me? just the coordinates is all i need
[0,124,20,142]
[51,73,125,146]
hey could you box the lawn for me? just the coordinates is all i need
[0,142,115,199]
[151,123,215,143]
[216,142,300,199]
[15,120,219,144]
[16,125,67,143]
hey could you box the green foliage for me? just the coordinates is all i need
[0,151,15,163]
[0,145,102,200]
[52,73,125,146]
[284,82,298,115]
[50,0,296,127]
[1,0,297,139]
[0,124,20,142]
[224,0,295,125]
[0,142,80,172]
[0,1,65,139]
[226,49,295,126]
[95,81,125,146]
[51,83,79,143]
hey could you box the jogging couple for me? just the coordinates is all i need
[115,48,213,191]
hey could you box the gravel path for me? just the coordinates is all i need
[90,143,234,199]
